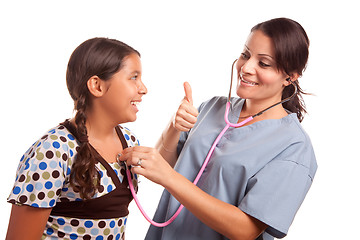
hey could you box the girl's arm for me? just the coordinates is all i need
[119,147,267,240]
[6,204,52,240]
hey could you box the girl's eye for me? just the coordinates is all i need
[131,75,138,80]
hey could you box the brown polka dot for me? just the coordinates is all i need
[52,170,60,178]
[62,153,68,161]
[131,135,136,142]
[107,235,114,240]
[98,220,106,228]
[118,219,123,226]
[46,151,54,159]
[57,231,65,238]
[38,192,45,200]
[41,134,48,139]
[19,195,27,203]
[83,235,91,240]
[19,175,26,182]
[60,136,67,142]
[70,219,79,226]
[32,173,40,181]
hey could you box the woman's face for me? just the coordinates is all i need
[99,53,147,123]
[236,30,289,103]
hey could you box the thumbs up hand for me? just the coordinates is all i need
[173,82,199,132]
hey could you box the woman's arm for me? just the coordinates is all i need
[155,82,198,167]
[6,204,52,240]
[119,147,267,240]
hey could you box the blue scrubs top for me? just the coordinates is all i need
[146,96,317,240]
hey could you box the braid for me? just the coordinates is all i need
[70,95,101,200]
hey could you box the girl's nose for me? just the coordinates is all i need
[138,80,148,95]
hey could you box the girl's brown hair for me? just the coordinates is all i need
[66,37,140,199]
[252,18,310,122]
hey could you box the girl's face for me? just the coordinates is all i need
[100,53,147,123]
[236,30,289,104]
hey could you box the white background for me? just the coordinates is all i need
[1,0,359,239]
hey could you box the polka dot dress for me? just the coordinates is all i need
[8,124,140,239]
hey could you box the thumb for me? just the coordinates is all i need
[183,82,193,105]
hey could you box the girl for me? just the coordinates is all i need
[119,18,317,240]
[6,37,147,239]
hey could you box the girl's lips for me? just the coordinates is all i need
[131,100,141,112]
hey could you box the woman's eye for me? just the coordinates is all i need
[259,61,271,67]
[240,53,249,59]
[131,75,138,80]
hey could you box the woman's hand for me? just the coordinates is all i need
[173,82,199,132]
[118,146,174,187]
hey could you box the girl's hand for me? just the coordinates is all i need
[118,146,174,187]
[173,82,199,132]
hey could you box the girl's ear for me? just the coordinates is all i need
[87,76,106,97]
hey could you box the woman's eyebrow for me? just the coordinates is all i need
[245,45,274,59]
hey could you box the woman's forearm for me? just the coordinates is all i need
[163,170,267,240]
[155,117,181,167]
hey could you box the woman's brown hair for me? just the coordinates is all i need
[66,37,140,199]
[252,18,310,122]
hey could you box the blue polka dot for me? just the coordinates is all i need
[62,144,69,151]
[64,226,72,233]
[54,180,62,188]
[95,236,103,240]
[68,134,75,140]
[70,233,78,239]
[49,161,57,169]
[30,164,38,171]
[84,220,93,228]
[39,162,47,170]
[49,199,56,207]
[67,167,71,175]
[20,155,25,162]
[35,182,43,190]
[37,142,42,147]
[46,227,54,235]
[43,142,51,149]
[115,234,121,240]
[58,131,66,136]
[124,134,130,140]
[31,203,39,207]
[45,181,53,189]
[107,185,113,192]
[70,149,74,157]
[91,228,99,235]
[13,186,21,194]
[24,162,30,170]
[26,184,34,192]
[53,142,60,149]
[110,220,115,228]
[57,218,66,225]
[49,129,56,134]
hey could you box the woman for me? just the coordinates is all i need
[6,37,147,239]
[120,18,317,240]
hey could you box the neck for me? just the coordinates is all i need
[238,98,288,124]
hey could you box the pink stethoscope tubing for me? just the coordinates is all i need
[125,101,253,227]
[125,58,297,227]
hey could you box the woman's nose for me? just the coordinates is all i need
[240,58,256,75]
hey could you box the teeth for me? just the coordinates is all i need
[241,78,258,86]
[131,101,140,106]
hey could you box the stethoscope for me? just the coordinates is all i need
[123,59,298,227]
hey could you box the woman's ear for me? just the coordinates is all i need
[87,76,106,97]
[284,73,300,86]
